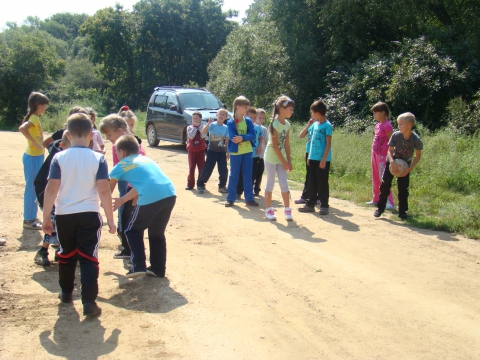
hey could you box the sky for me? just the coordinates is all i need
[0,0,254,29]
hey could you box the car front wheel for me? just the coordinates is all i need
[147,124,160,147]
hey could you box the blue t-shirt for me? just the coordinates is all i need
[252,124,263,158]
[109,155,176,205]
[207,122,229,152]
[308,120,332,161]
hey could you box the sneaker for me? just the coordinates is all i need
[113,250,131,259]
[398,212,408,220]
[23,220,42,230]
[197,187,205,194]
[385,201,395,210]
[254,192,260,197]
[225,201,235,207]
[365,201,377,206]
[0,238,5,246]
[83,302,102,316]
[146,266,164,277]
[185,186,193,190]
[319,207,329,215]
[218,187,228,193]
[284,207,293,221]
[374,209,383,218]
[59,292,73,303]
[34,249,51,266]
[246,200,259,207]
[265,207,276,221]
[294,198,307,204]
[298,205,315,213]
[126,268,146,279]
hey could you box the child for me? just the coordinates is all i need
[255,109,268,195]
[196,109,229,194]
[225,96,258,207]
[43,106,88,150]
[367,102,395,209]
[264,96,294,221]
[374,112,423,220]
[118,105,145,154]
[110,135,176,278]
[33,132,71,266]
[85,107,105,154]
[18,92,49,229]
[298,99,332,215]
[186,112,207,190]
[296,117,317,204]
[251,108,264,197]
[236,107,258,199]
[99,114,144,260]
[42,113,116,316]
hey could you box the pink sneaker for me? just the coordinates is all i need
[265,207,276,221]
[284,207,293,221]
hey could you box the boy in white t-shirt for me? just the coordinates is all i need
[42,113,116,317]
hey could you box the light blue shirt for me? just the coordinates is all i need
[207,122,229,152]
[308,120,332,161]
[110,155,176,205]
[252,124,263,158]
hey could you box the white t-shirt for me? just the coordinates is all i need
[92,129,104,151]
[48,146,109,215]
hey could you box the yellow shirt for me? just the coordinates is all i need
[230,118,253,156]
[25,114,44,156]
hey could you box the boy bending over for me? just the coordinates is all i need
[110,135,176,279]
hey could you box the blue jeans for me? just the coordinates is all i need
[196,150,228,188]
[23,153,44,220]
[227,153,254,203]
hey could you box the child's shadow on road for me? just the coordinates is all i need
[39,306,120,360]
[320,207,360,232]
[16,228,43,252]
[100,272,188,314]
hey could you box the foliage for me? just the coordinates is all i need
[81,0,236,110]
[0,29,65,125]
[207,21,295,111]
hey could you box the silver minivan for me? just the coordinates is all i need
[145,86,230,146]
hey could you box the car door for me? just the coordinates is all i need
[147,92,167,137]
[164,92,187,142]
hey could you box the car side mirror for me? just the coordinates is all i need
[169,104,177,111]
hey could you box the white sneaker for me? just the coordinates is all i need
[365,200,377,206]
[284,207,293,221]
[265,207,276,221]
[385,201,395,210]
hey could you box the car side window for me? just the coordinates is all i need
[166,93,179,109]
[154,94,167,108]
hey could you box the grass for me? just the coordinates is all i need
[13,109,479,239]
[289,123,480,239]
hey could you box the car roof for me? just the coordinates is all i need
[153,86,210,94]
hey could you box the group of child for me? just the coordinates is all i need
[19,90,423,317]
[20,92,176,316]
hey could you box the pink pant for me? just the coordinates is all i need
[371,153,395,204]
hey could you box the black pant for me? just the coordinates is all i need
[301,153,310,200]
[306,160,330,208]
[252,157,264,194]
[124,196,176,276]
[55,212,102,304]
[196,150,228,188]
[378,160,410,213]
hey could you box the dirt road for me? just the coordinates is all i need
[0,131,479,359]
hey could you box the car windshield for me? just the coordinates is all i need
[180,92,223,110]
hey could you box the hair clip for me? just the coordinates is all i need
[234,118,240,123]
[121,105,130,111]
[282,98,293,107]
